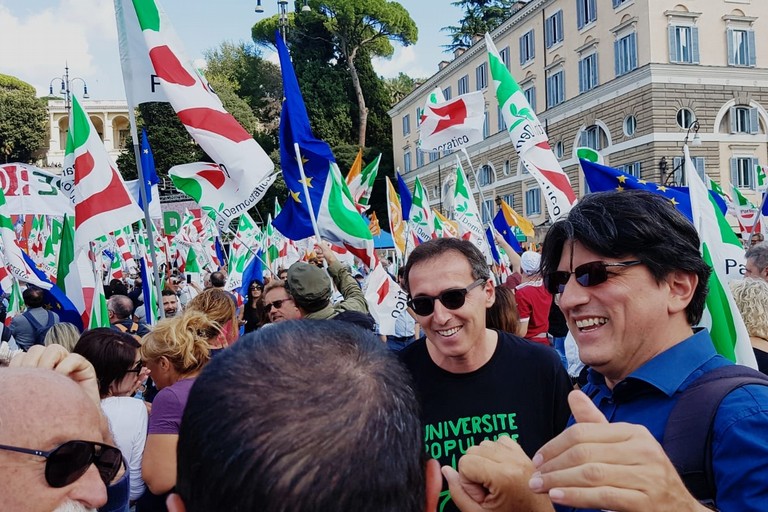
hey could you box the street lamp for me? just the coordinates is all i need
[255,0,311,42]
[49,64,89,116]
[659,119,702,185]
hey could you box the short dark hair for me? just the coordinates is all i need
[403,238,490,294]
[161,289,177,298]
[745,242,768,272]
[73,328,141,398]
[22,286,45,309]
[540,190,711,325]
[107,295,134,320]
[210,272,226,288]
[176,320,426,512]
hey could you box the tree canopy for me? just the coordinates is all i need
[0,74,47,163]
[443,0,517,51]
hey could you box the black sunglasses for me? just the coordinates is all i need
[543,260,642,295]
[126,360,143,373]
[407,278,486,316]
[265,298,293,312]
[0,440,123,488]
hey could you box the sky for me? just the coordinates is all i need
[0,0,464,101]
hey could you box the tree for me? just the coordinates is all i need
[0,74,47,163]
[252,0,418,147]
[383,72,423,106]
[443,0,517,51]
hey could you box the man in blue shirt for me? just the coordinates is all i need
[444,190,768,512]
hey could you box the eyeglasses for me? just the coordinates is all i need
[407,278,486,316]
[543,261,642,295]
[126,360,143,373]
[265,298,294,312]
[0,440,123,488]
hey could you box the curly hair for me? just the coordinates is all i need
[186,288,237,328]
[140,311,213,376]
[730,278,768,340]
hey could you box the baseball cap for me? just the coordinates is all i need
[520,251,542,276]
[285,262,332,307]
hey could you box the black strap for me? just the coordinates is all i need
[663,364,768,503]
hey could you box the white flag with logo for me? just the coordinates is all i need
[364,263,408,336]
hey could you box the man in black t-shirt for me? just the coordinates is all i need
[399,238,571,512]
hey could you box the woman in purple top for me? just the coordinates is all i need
[138,311,217,511]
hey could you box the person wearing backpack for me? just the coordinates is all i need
[9,285,59,351]
[444,191,768,512]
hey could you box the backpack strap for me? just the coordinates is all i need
[663,364,768,504]
[22,310,43,331]
[129,322,139,335]
[43,311,54,329]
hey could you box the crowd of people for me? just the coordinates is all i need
[2,189,768,512]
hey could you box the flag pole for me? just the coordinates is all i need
[460,148,493,225]
[127,111,165,319]
[213,212,277,279]
[293,142,328,269]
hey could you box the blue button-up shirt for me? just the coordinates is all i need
[556,329,768,511]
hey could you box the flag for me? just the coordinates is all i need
[21,249,84,330]
[433,209,460,238]
[418,91,486,153]
[485,33,576,221]
[0,251,15,295]
[363,262,408,336]
[42,217,63,281]
[56,215,95,328]
[492,203,524,254]
[239,250,265,300]
[88,277,110,329]
[138,128,160,215]
[0,163,74,216]
[139,255,159,324]
[119,0,275,229]
[386,177,406,260]
[731,185,761,235]
[272,33,375,268]
[4,278,23,326]
[685,146,756,368]
[452,156,492,261]
[347,151,381,211]
[67,95,143,248]
[0,187,51,289]
[396,172,413,221]
[486,227,501,265]
[409,177,435,244]
[226,213,263,291]
[368,211,382,237]
[28,215,45,264]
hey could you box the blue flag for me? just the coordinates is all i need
[492,209,524,255]
[580,159,727,222]
[272,32,337,240]
[396,172,413,221]
[138,128,159,212]
[22,250,83,331]
[485,227,501,265]
[239,251,264,301]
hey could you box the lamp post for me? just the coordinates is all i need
[659,119,701,186]
[49,64,89,116]
[254,0,311,42]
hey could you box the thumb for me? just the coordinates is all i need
[441,465,484,512]
[568,389,609,424]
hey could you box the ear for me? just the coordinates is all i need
[665,270,698,316]
[424,458,442,512]
[484,278,496,308]
[159,356,171,371]
[166,493,187,512]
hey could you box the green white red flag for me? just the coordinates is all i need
[685,146,757,368]
[0,187,51,289]
[346,150,381,211]
[88,277,110,329]
[56,214,96,328]
[485,33,576,221]
[731,185,762,235]
[409,176,435,245]
[452,156,492,262]
[226,213,263,291]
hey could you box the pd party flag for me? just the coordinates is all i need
[452,157,492,261]
[418,91,485,153]
[346,152,381,210]
[409,176,435,244]
[386,177,406,260]
[363,262,408,336]
[272,33,375,268]
[485,33,576,221]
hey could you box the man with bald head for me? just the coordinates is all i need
[1,347,123,512]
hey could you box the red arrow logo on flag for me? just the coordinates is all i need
[376,278,390,305]
[428,99,468,135]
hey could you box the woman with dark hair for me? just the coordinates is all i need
[73,328,149,506]
[485,286,520,334]
[240,279,266,334]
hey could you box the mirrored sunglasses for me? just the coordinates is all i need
[407,278,486,316]
[543,260,642,295]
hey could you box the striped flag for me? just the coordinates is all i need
[385,177,406,260]
[452,156,492,261]
[346,150,381,211]
[42,217,63,281]
[684,146,757,368]
[56,215,95,328]
[485,33,576,221]
[88,277,110,329]
[432,209,460,238]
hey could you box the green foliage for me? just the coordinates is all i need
[443,0,517,51]
[383,72,423,106]
[0,74,47,163]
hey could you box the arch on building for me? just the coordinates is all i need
[112,115,131,150]
[58,116,69,150]
[89,116,104,141]
[713,99,768,135]
[571,120,612,158]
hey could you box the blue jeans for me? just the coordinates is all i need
[551,336,568,369]
[386,335,415,351]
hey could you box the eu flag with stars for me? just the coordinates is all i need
[138,128,159,212]
[492,210,524,254]
[272,32,336,241]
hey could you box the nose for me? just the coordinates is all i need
[68,463,108,508]
[556,274,589,314]
[431,298,453,324]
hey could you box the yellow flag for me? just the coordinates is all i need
[433,209,460,238]
[369,211,382,237]
[386,177,406,259]
[345,148,363,187]
[501,200,535,237]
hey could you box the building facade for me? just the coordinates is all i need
[389,0,768,238]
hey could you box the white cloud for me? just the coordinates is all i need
[372,45,436,80]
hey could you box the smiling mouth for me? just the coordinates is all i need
[575,317,608,332]
[436,326,461,337]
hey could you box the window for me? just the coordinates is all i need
[476,62,488,90]
[546,70,565,108]
[617,161,641,178]
[503,193,515,208]
[525,188,542,216]
[612,0,630,7]
[442,86,452,100]
[579,125,607,150]
[615,32,638,76]
[416,150,424,168]
[731,157,758,189]
[416,107,422,126]
[578,53,599,93]
[483,111,490,138]
[545,11,564,48]
[523,84,536,111]
[577,0,597,30]
[623,115,637,136]
[676,108,695,129]
[554,141,564,159]
[499,46,511,69]
[403,151,412,172]
[458,75,469,95]
[478,164,494,186]
[503,160,511,176]
[429,150,440,162]
[482,199,495,224]
[402,114,411,136]
[730,106,759,134]
[520,30,535,65]
[727,29,756,67]
[671,156,706,185]
[669,25,699,64]
[497,105,507,132]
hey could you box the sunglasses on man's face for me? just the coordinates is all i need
[543,260,642,295]
[0,440,123,488]
[407,278,486,317]
[265,298,293,312]
[126,360,143,374]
